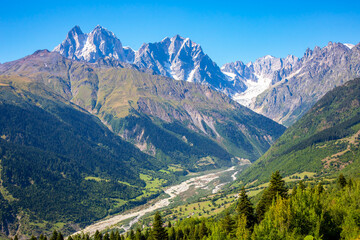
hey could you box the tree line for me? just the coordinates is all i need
[15,172,360,240]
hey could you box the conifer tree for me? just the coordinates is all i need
[109,231,115,240]
[221,211,235,237]
[152,211,167,240]
[177,229,184,240]
[236,214,251,240]
[198,221,208,239]
[168,227,176,240]
[338,174,347,188]
[298,180,306,190]
[255,170,288,221]
[94,230,102,240]
[115,231,121,240]
[56,233,63,240]
[128,229,135,240]
[237,187,256,228]
[50,230,58,240]
[316,182,324,194]
[135,228,144,240]
[103,233,110,240]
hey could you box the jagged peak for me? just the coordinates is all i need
[263,55,275,59]
[90,25,117,37]
[161,36,171,42]
[171,34,185,42]
[67,25,84,37]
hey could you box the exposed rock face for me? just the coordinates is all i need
[251,42,360,126]
[222,42,360,126]
[133,35,244,95]
[54,26,244,96]
[221,55,300,107]
[53,25,126,63]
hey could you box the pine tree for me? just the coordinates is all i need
[298,180,306,190]
[152,211,167,240]
[168,227,176,240]
[128,229,135,240]
[338,174,347,188]
[115,231,121,240]
[56,232,64,240]
[255,170,288,221]
[316,182,324,194]
[177,229,184,240]
[236,214,251,240]
[103,233,110,240]
[198,221,208,239]
[94,230,102,240]
[109,231,115,240]
[237,187,256,228]
[135,228,143,240]
[221,210,235,237]
[50,231,58,240]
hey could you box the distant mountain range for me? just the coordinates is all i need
[54,26,360,126]
[54,25,245,96]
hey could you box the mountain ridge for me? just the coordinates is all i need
[239,77,360,185]
[53,25,360,126]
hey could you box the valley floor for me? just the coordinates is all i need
[72,165,244,236]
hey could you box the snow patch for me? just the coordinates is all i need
[187,67,198,82]
[232,74,272,107]
[344,43,355,49]
[223,71,237,80]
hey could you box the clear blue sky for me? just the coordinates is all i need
[1,0,360,66]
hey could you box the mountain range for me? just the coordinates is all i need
[0,48,285,237]
[54,26,360,126]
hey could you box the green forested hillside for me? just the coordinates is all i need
[240,78,360,184]
[0,80,169,237]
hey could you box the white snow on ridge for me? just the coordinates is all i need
[232,74,272,107]
[222,71,237,79]
[344,43,355,49]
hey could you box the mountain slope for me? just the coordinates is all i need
[240,78,360,184]
[0,76,166,237]
[223,42,360,126]
[221,55,299,107]
[0,50,285,165]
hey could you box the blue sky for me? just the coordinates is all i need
[1,0,360,65]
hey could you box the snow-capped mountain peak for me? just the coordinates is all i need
[53,25,126,63]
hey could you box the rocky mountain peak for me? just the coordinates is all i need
[53,25,126,63]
